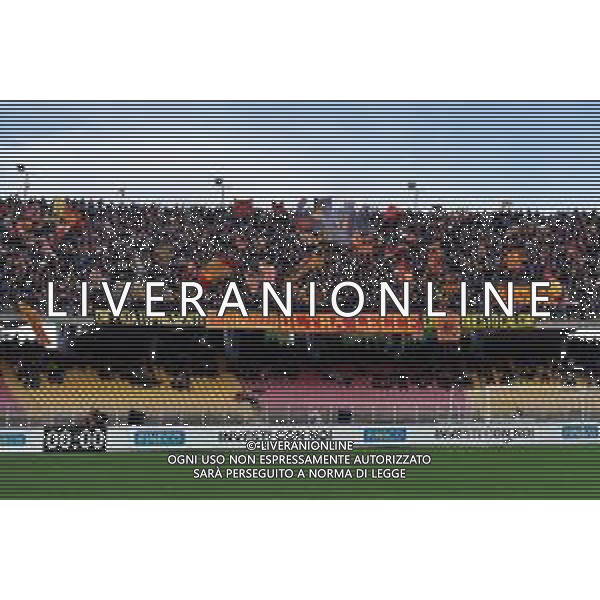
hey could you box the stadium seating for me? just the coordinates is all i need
[0,362,252,425]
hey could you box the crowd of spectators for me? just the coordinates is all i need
[4,195,600,423]
[0,195,599,318]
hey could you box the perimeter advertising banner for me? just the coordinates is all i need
[93,311,536,333]
[2,101,600,499]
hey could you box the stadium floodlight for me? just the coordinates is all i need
[16,164,30,200]
[407,181,419,210]
[214,177,225,203]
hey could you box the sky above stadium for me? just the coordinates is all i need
[0,101,599,208]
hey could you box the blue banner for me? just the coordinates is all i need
[363,429,407,442]
[562,425,599,439]
[133,430,186,446]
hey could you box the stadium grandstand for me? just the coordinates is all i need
[1,195,600,427]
